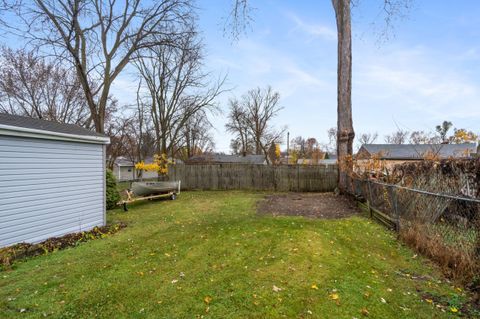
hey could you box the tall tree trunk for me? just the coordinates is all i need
[332,0,354,192]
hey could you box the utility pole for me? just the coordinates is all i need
[287,131,290,165]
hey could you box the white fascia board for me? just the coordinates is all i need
[0,124,110,144]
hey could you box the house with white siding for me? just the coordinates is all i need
[0,113,110,247]
[112,156,183,181]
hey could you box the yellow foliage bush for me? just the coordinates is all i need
[135,153,173,176]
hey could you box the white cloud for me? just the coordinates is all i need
[235,39,330,94]
[285,12,337,41]
[354,46,480,122]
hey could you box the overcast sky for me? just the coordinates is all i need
[109,0,480,153]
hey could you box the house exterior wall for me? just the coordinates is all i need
[355,159,422,173]
[355,148,371,160]
[0,135,105,247]
[114,165,158,181]
[116,165,136,181]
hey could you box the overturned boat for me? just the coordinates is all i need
[131,181,181,197]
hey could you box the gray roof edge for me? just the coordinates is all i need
[187,154,266,164]
[360,143,476,159]
[0,113,109,144]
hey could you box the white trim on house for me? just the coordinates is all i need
[102,144,107,226]
[0,124,110,144]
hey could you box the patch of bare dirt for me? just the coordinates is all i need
[257,193,359,219]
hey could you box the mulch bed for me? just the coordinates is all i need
[0,223,126,270]
[257,192,360,219]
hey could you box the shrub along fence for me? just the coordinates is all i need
[347,176,480,285]
[165,163,338,192]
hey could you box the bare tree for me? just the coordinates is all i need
[229,140,244,155]
[126,83,156,164]
[326,127,338,153]
[178,110,215,161]
[7,0,194,133]
[0,1,20,32]
[105,108,133,169]
[134,30,224,157]
[226,97,252,155]
[290,136,306,157]
[0,47,90,126]
[357,132,378,145]
[226,86,285,164]
[244,86,285,160]
[385,129,409,144]
[305,137,318,157]
[409,130,437,144]
[224,0,253,40]
[105,82,157,169]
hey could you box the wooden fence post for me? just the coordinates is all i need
[297,165,300,192]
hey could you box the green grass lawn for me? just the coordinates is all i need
[0,191,470,318]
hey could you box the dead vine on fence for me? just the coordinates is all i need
[349,158,480,292]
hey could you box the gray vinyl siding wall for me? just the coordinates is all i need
[0,135,105,247]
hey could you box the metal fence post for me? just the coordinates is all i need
[367,180,372,218]
[388,185,400,232]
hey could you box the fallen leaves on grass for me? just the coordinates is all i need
[204,296,212,304]
[329,293,339,300]
[272,285,282,292]
[360,307,369,316]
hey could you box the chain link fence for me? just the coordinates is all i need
[347,176,480,284]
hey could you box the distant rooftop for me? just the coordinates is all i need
[359,143,477,160]
[187,154,266,165]
[0,113,106,138]
[114,156,183,166]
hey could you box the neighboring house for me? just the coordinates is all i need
[356,143,477,173]
[296,152,337,166]
[0,113,110,247]
[112,157,136,181]
[357,143,477,161]
[112,156,184,181]
[112,157,156,181]
[186,154,267,165]
[297,158,337,165]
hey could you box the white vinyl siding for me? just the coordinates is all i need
[114,165,158,181]
[0,135,105,247]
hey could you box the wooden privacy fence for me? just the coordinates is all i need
[167,163,338,192]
